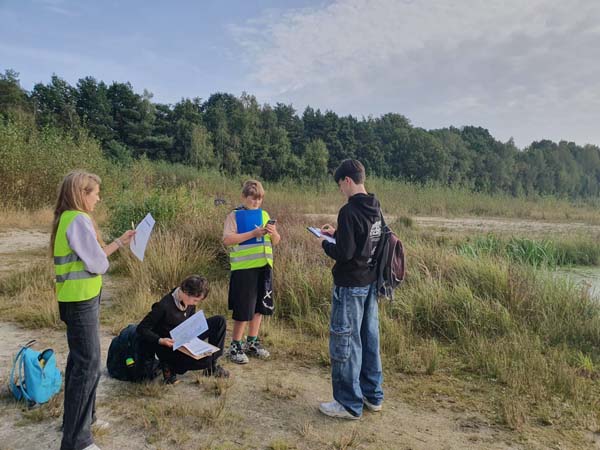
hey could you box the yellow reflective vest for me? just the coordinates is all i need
[229,209,273,271]
[53,210,102,302]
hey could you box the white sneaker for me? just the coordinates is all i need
[319,400,360,420]
[92,418,110,430]
[363,397,383,412]
[82,444,102,450]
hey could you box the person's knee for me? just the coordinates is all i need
[213,315,227,332]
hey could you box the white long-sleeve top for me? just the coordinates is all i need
[65,214,109,275]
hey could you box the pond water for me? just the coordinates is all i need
[555,266,600,300]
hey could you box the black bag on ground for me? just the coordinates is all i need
[375,215,406,300]
[107,324,159,382]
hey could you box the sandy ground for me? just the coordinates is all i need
[0,320,529,450]
[0,230,49,277]
[1,227,599,449]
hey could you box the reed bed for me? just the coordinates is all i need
[2,165,600,433]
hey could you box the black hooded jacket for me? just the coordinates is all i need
[322,193,382,287]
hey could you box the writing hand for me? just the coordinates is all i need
[119,229,137,246]
[320,224,335,236]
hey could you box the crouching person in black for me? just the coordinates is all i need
[137,275,229,384]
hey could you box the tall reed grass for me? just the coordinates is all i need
[3,170,600,432]
[459,234,600,267]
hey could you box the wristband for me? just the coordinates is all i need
[115,238,123,248]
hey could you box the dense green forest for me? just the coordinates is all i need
[2,68,600,198]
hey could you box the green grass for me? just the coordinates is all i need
[3,171,600,439]
[458,234,600,268]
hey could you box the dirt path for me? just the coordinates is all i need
[304,214,600,235]
[0,227,597,449]
[0,319,526,450]
[0,230,49,277]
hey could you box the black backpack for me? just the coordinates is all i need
[374,216,406,300]
[106,324,159,382]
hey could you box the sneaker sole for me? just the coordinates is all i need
[318,405,360,420]
[363,400,383,412]
[228,356,249,364]
[247,353,270,359]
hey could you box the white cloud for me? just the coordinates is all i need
[33,0,81,17]
[233,0,600,146]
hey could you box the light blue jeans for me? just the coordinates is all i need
[329,282,384,417]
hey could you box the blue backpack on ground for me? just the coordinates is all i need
[10,340,62,405]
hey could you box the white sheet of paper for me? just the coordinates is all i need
[307,226,336,244]
[130,213,155,261]
[181,337,218,357]
[170,310,209,350]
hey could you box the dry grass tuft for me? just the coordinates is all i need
[263,375,299,400]
[17,393,63,424]
[194,375,234,397]
[499,395,527,431]
[0,207,53,230]
[332,425,363,450]
[124,229,217,295]
[420,339,441,375]
[0,261,61,329]
[268,440,296,450]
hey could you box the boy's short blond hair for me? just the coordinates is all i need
[241,180,264,199]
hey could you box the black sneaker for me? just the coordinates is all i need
[244,339,270,359]
[162,366,178,385]
[203,364,230,378]
[227,342,249,364]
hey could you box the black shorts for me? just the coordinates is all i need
[228,265,274,321]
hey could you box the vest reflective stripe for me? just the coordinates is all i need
[231,251,274,263]
[53,254,81,265]
[56,270,98,283]
[229,209,274,271]
[54,210,102,302]
[230,242,272,253]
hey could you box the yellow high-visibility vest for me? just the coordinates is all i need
[229,209,273,271]
[53,210,102,302]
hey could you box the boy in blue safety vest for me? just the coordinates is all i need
[223,180,281,364]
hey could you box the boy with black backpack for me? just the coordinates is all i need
[316,159,385,420]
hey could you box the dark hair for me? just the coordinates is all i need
[333,159,366,184]
[180,275,209,298]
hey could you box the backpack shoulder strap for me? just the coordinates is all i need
[10,346,32,402]
[10,347,26,396]
[374,212,389,260]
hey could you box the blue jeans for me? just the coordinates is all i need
[330,282,384,417]
[59,296,101,450]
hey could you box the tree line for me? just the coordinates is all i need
[2,68,600,198]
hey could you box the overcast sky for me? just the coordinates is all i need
[1,0,599,148]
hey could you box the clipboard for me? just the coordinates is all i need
[307,226,336,244]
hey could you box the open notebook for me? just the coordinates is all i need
[177,337,219,360]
